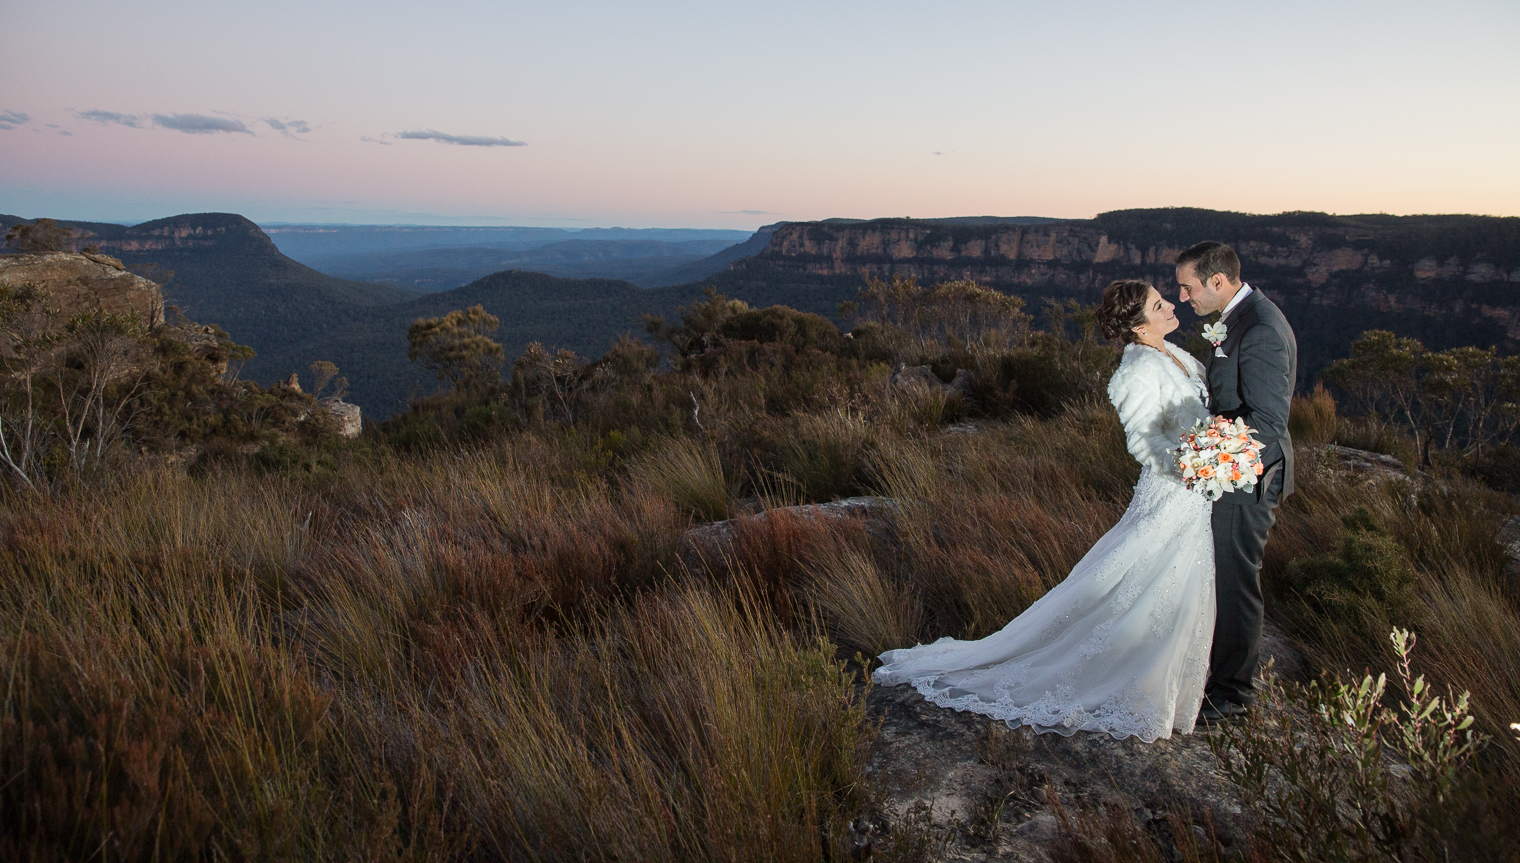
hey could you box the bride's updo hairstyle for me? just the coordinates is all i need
[1096,279,1154,344]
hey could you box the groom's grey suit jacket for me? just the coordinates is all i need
[1206,288,1297,506]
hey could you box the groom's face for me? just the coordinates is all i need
[1176,264,1225,316]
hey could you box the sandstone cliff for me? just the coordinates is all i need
[0,251,166,326]
[756,212,1519,308]
[716,208,1520,381]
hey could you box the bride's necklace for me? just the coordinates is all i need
[1141,339,1191,377]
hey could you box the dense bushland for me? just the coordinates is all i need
[2,274,1518,860]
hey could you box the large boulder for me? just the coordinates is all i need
[0,252,165,326]
[320,398,363,438]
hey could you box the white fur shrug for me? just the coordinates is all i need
[1106,342,1212,479]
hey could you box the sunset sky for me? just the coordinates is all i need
[2,0,1516,228]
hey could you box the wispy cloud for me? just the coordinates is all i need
[721,209,778,215]
[153,113,252,134]
[0,111,30,130]
[360,135,392,145]
[265,117,311,137]
[76,109,144,128]
[395,129,526,147]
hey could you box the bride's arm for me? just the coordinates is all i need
[1108,363,1178,476]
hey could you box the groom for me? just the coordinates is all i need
[1175,241,1297,725]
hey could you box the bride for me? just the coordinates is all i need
[873,279,1215,741]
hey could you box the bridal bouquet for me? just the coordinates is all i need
[1174,417,1265,500]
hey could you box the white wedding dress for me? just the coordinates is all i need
[873,341,1216,741]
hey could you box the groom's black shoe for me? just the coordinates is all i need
[1195,700,1249,727]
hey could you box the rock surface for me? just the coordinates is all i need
[888,363,976,399]
[320,398,363,438]
[859,624,1305,861]
[677,496,897,572]
[0,251,165,326]
[1321,444,1409,480]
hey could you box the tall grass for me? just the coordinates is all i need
[1288,382,1338,445]
[5,381,1520,858]
[1265,454,1520,779]
[628,435,735,522]
[0,441,872,861]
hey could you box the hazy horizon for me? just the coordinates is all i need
[4,1,1516,227]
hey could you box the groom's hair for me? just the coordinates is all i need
[1176,241,1241,286]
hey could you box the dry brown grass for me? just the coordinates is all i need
[1265,452,1520,779]
[0,441,872,861]
[4,384,1519,858]
[1288,382,1338,445]
[803,541,922,656]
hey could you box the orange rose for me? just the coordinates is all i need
[1198,465,1216,479]
[1231,469,1243,481]
[1218,452,1233,463]
[1253,463,1264,475]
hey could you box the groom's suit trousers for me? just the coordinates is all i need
[1204,288,1296,710]
[1208,481,1279,708]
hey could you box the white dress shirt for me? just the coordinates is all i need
[1219,283,1254,323]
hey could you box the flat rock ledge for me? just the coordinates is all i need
[861,624,1303,862]
[1320,444,1409,481]
[677,496,898,571]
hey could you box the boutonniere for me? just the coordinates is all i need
[1201,322,1228,357]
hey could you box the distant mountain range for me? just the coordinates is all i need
[264,223,754,290]
[3,208,1515,421]
[0,213,416,377]
[310,237,744,291]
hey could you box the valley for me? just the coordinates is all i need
[3,208,1517,420]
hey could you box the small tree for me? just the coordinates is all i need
[309,360,347,401]
[1324,330,1520,464]
[840,274,1031,363]
[55,310,152,469]
[407,304,505,389]
[0,283,61,486]
[5,218,78,253]
[510,342,583,422]
[643,287,751,357]
[1323,330,1428,458]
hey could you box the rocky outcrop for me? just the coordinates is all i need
[159,321,232,375]
[0,251,165,326]
[889,363,976,399]
[678,496,898,571]
[320,398,363,438]
[743,210,1520,357]
[756,213,1520,290]
[859,632,1308,862]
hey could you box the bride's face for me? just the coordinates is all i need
[1134,287,1179,341]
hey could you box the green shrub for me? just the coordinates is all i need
[387,417,447,453]
[1210,629,1489,862]
[719,305,849,355]
[459,402,517,441]
[1281,507,1420,640]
